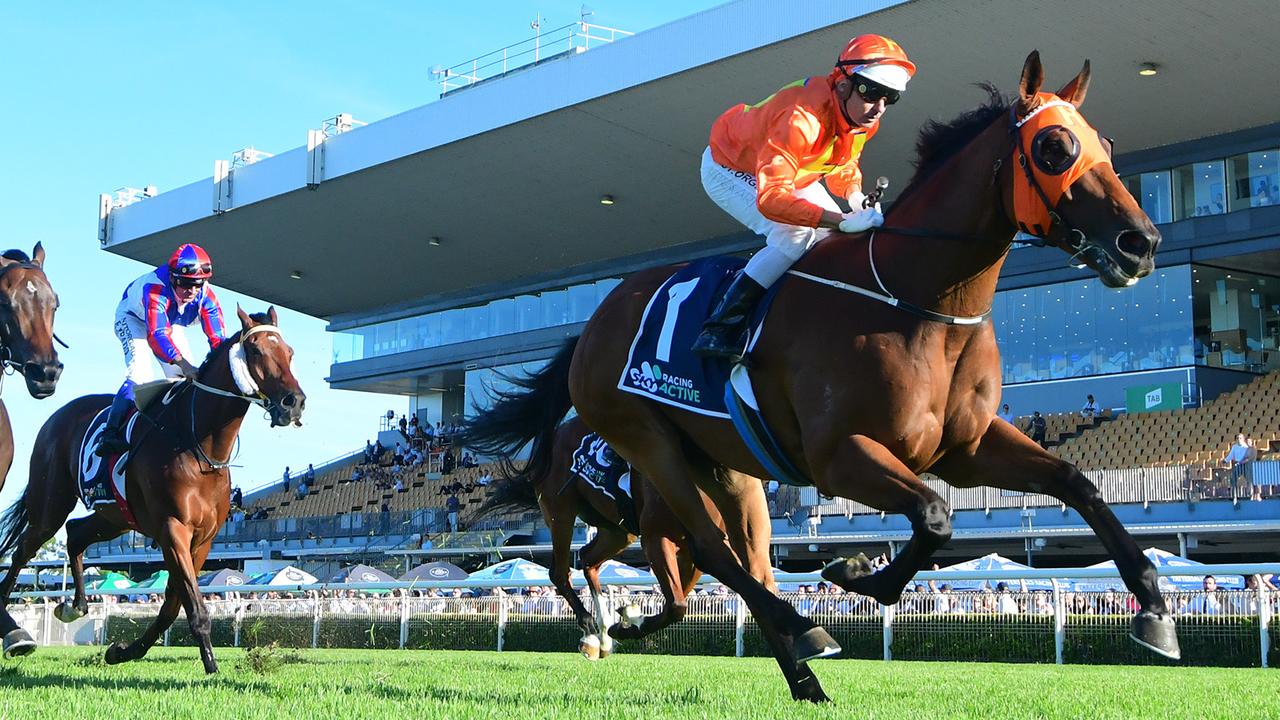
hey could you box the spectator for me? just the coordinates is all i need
[399,415,408,435]
[364,440,375,464]
[347,466,363,483]
[1181,575,1222,615]
[394,443,405,465]
[1081,394,1098,420]
[442,449,457,474]
[995,582,1019,614]
[1223,433,1251,498]
[304,464,315,486]
[461,452,477,469]
[446,494,461,533]
[997,403,1014,424]
[295,481,308,499]
[1028,411,1047,447]
[477,470,493,487]
[230,486,243,509]
[409,414,419,432]
[765,478,780,500]
[394,476,405,492]
[281,466,291,491]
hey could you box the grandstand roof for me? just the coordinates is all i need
[103,0,1280,320]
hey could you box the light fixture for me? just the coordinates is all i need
[1138,62,1159,77]
[599,194,615,206]
[428,236,442,246]
[289,270,303,280]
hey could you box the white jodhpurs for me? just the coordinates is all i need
[112,310,193,385]
[699,146,840,286]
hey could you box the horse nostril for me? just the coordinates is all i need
[1116,230,1156,258]
[282,393,297,408]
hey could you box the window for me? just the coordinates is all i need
[1173,161,1225,220]
[1226,149,1279,211]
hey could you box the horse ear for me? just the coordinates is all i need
[1055,59,1091,108]
[236,304,253,329]
[31,242,45,268]
[267,306,279,326]
[1017,50,1044,114]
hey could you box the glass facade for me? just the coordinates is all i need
[332,278,622,364]
[995,266,1194,384]
[1192,266,1280,371]
[1123,144,1278,222]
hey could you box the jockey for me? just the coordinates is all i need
[95,243,227,456]
[692,34,916,359]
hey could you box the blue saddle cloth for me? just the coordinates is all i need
[568,432,639,535]
[616,257,782,418]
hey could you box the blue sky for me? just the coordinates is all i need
[0,1,723,515]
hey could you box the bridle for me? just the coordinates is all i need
[790,95,1115,325]
[0,264,68,392]
[187,323,290,469]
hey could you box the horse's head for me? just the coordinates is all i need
[1011,51,1160,288]
[233,306,306,427]
[0,244,62,398]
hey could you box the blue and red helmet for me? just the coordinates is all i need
[168,243,213,280]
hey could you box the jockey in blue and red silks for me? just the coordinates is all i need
[95,243,228,456]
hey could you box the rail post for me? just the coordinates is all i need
[1052,579,1065,664]
[1259,577,1271,668]
[312,600,321,649]
[734,592,746,657]
[399,590,409,649]
[882,602,894,661]
[496,592,508,652]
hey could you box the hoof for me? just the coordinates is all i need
[794,625,841,663]
[54,602,84,623]
[2,628,36,659]
[790,675,831,704]
[1130,610,1181,660]
[607,621,643,641]
[579,634,601,661]
[617,604,642,628]
[104,641,130,665]
[821,553,874,585]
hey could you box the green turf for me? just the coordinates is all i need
[0,647,1275,719]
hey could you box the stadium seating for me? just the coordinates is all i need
[1049,371,1280,471]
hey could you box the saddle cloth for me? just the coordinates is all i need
[78,406,141,529]
[569,432,639,535]
[617,257,783,418]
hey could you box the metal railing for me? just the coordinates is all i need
[432,20,633,97]
[9,563,1277,667]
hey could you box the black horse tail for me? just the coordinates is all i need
[458,336,578,510]
[0,487,30,560]
[475,472,541,519]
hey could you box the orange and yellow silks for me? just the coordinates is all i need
[1011,92,1113,237]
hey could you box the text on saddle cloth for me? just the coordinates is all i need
[78,407,142,530]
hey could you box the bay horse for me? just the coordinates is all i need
[507,53,1175,701]
[0,307,305,670]
[466,413,775,659]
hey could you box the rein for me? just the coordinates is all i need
[789,96,1104,325]
[186,323,284,470]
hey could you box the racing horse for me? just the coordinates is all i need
[505,53,1176,701]
[0,307,304,670]
[465,413,775,659]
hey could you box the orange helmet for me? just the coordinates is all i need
[834,34,916,91]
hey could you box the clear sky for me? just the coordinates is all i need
[0,1,724,518]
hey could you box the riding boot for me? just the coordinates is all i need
[95,391,134,457]
[691,271,767,360]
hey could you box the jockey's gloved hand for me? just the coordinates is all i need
[848,190,868,210]
[838,205,884,233]
[177,359,199,380]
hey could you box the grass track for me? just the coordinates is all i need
[0,647,1274,720]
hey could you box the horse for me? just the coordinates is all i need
[497,53,1174,702]
[0,307,305,670]
[465,412,775,659]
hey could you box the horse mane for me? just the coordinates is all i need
[907,83,1010,188]
[1,250,30,264]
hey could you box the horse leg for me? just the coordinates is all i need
[602,436,831,703]
[166,522,219,673]
[543,502,598,657]
[814,435,952,605]
[59,513,125,622]
[705,469,777,594]
[580,524,632,658]
[613,533,688,640]
[104,590,181,666]
[0,501,70,657]
[931,419,1179,659]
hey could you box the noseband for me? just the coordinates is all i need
[188,324,290,469]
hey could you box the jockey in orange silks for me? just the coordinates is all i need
[692,34,917,359]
